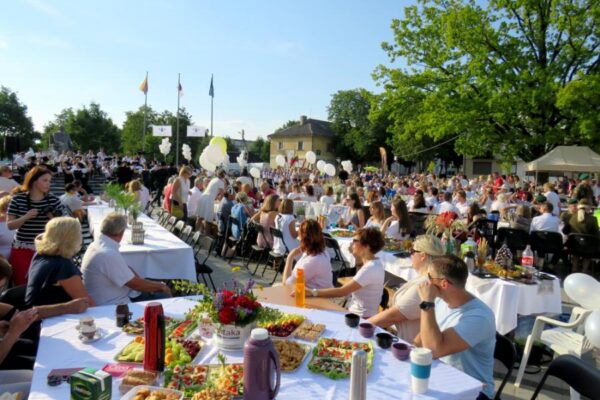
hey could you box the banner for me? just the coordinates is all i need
[152,125,172,137]
[187,126,207,137]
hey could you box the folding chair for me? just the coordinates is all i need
[531,355,600,400]
[190,231,216,291]
[494,333,517,400]
[262,227,289,284]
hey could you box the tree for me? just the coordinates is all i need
[375,0,600,162]
[0,86,38,157]
[328,89,391,162]
[275,120,300,132]
[121,105,159,156]
[249,136,270,162]
[43,103,121,153]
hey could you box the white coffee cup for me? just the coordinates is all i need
[410,347,433,394]
[80,324,97,340]
[79,316,94,327]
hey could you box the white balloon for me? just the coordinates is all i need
[199,151,216,172]
[305,151,316,164]
[276,155,286,167]
[585,310,600,348]
[250,167,261,179]
[564,273,600,309]
[324,163,336,176]
[316,160,326,173]
[206,143,225,165]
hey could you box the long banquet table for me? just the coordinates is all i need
[29,297,483,399]
[87,205,197,282]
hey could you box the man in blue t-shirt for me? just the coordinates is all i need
[414,255,496,399]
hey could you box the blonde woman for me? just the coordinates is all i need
[365,201,386,229]
[25,217,95,307]
[170,166,192,219]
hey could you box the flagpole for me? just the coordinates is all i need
[142,71,148,153]
[176,73,181,166]
[210,74,214,137]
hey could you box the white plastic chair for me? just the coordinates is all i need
[514,307,593,400]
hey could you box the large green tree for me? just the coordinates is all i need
[121,105,158,156]
[249,136,270,162]
[375,0,600,162]
[43,103,121,153]
[0,86,39,157]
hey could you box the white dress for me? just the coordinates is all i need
[195,178,225,221]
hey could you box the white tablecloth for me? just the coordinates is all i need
[465,275,562,335]
[336,236,417,281]
[87,205,197,283]
[29,297,483,399]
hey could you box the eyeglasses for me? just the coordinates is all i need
[409,248,421,255]
[427,272,450,283]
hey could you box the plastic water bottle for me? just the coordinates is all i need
[521,245,535,277]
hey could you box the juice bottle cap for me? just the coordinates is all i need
[297,267,304,276]
[251,328,269,341]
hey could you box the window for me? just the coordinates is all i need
[473,161,492,175]
[278,141,283,150]
[297,141,303,150]
[315,149,321,156]
[326,143,334,153]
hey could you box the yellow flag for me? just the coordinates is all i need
[139,75,148,94]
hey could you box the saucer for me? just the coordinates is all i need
[78,328,104,343]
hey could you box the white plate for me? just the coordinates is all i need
[78,328,104,343]
[121,385,183,400]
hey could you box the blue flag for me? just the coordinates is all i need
[209,75,214,98]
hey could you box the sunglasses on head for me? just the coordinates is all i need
[409,248,420,255]
[47,375,71,387]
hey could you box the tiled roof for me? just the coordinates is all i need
[268,118,334,138]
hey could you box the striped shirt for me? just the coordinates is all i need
[7,192,63,246]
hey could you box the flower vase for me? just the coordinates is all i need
[213,322,255,350]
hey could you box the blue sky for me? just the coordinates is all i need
[0,0,409,141]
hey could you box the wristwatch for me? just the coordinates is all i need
[419,301,435,311]
[311,288,318,297]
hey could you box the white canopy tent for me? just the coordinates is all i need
[527,146,600,172]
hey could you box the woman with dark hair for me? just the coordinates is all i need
[409,189,428,213]
[466,203,483,226]
[339,192,365,229]
[365,201,386,229]
[307,227,385,318]
[250,194,280,248]
[381,198,412,240]
[281,220,332,289]
[7,166,63,285]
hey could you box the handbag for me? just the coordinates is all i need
[170,199,184,219]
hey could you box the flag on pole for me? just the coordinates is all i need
[139,74,148,94]
[209,75,214,98]
[178,81,183,97]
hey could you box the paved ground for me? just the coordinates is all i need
[198,249,590,399]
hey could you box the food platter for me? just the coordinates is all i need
[329,229,354,238]
[164,364,244,399]
[273,339,312,372]
[115,336,204,366]
[257,308,305,337]
[307,338,373,379]
[121,385,183,400]
[122,316,181,336]
[292,320,326,341]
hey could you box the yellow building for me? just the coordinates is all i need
[268,115,336,168]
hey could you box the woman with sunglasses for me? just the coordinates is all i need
[366,235,445,342]
[307,227,385,318]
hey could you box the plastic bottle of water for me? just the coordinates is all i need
[521,245,535,277]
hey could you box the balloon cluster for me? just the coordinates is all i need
[275,155,286,167]
[305,151,316,165]
[250,167,261,179]
[564,273,600,347]
[199,137,228,172]
[341,160,353,173]
[315,160,336,176]
[237,150,248,169]
[159,138,171,157]
[181,144,192,161]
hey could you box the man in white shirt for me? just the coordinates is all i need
[530,202,560,233]
[543,183,561,217]
[454,190,469,217]
[0,166,19,193]
[81,213,171,305]
[436,192,460,216]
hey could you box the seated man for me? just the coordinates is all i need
[81,213,171,306]
[530,202,560,233]
[415,255,496,400]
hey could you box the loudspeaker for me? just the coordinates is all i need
[4,136,21,155]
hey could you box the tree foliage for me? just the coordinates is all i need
[275,120,300,132]
[375,0,600,162]
[249,136,270,162]
[0,86,38,156]
[42,103,121,153]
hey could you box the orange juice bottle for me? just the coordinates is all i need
[295,268,305,308]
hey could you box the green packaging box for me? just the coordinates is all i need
[70,368,112,400]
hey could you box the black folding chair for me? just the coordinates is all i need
[190,231,216,291]
[180,225,193,245]
[324,235,351,281]
[473,218,498,256]
[408,212,428,236]
[494,333,517,400]
[171,220,185,236]
[262,227,289,284]
[531,354,600,399]
[496,228,530,261]
[164,216,178,231]
[245,222,270,274]
[565,233,600,273]
[225,216,244,263]
[530,231,564,269]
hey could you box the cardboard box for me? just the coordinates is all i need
[70,368,112,400]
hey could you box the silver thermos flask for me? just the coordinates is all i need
[349,349,367,400]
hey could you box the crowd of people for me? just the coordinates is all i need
[1,148,599,399]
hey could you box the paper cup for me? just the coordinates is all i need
[410,347,433,394]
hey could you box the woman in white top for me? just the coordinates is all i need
[367,235,444,342]
[365,201,386,229]
[307,227,386,318]
[282,219,332,289]
[195,169,227,224]
[170,166,192,219]
[319,186,336,208]
[273,199,299,254]
[381,198,412,240]
[302,184,318,203]
[408,190,429,213]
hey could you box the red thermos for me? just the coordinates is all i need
[143,302,165,372]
